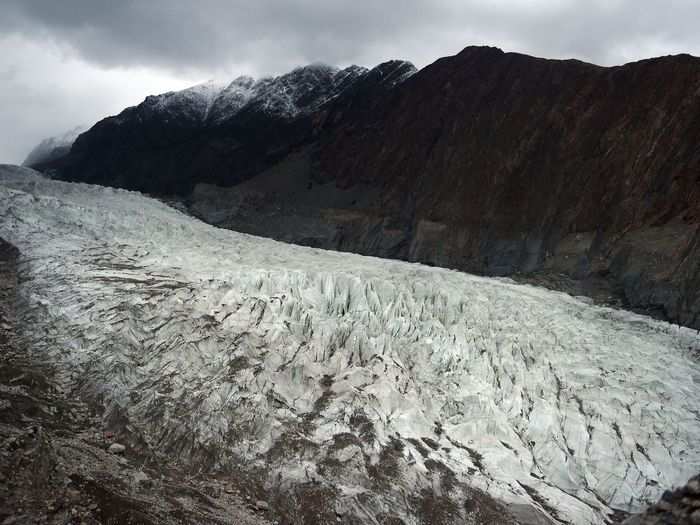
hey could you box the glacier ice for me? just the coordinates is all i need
[1,165,698,524]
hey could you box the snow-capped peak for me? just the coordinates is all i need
[205,75,261,124]
[207,63,371,122]
[133,62,381,125]
[22,125,86,167]
[23,60,417,167]
[242,63,361,118]
[142,79,228,122]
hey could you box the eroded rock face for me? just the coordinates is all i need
[316,47,700,328]
[38,47,700,328]
[2,166,699,525]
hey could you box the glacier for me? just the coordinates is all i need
[0,165,698,524]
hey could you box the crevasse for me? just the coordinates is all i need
[1,165,698,525]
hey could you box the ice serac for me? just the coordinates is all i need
[1,165,698,525]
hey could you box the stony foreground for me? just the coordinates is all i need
[622,475,700,524]
[0,238,272,524]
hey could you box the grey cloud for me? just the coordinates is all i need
[1,0,700,163]
[4,0,700,76]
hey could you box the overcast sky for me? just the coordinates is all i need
[1,0,699,164]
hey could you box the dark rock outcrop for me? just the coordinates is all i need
[39,47,700,328]
[49,63,388,194]
[623,475,700,524]
[316,47,700,328]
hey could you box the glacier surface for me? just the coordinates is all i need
[0,165,698,524]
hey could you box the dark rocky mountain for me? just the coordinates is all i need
[30,46,700,329]
[42,62,411,194]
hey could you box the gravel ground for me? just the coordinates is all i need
[622,475,700,524]
[0,237,271,525]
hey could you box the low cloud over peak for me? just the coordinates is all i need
[2,0,699,162]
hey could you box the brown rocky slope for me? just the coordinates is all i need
[314,46,700,328]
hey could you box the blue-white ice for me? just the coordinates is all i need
[1,165,698,525]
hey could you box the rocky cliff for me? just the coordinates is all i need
[315,47,700,328]
[34,46,700,328]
